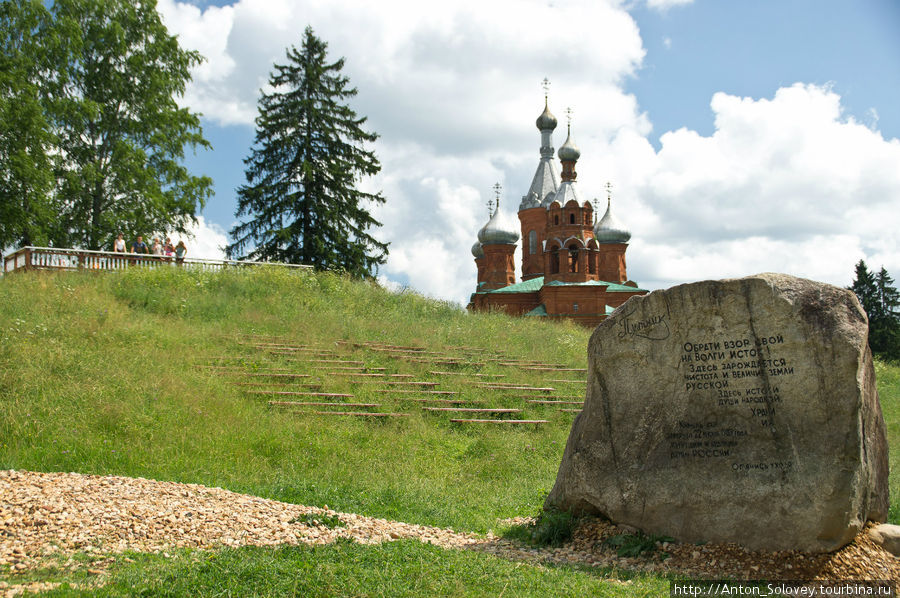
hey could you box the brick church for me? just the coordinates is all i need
[467,95,647,328]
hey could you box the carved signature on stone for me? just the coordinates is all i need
[616,306,670,341]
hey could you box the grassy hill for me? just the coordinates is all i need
[1,267,897,596]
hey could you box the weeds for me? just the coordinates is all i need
[503,508,577,547]
[290,513,345,529]
[604,532,674,559]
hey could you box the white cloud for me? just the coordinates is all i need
[629,83,900,289]
[180,216,228,261]
[158,2,900,305]
[645,0,694,10]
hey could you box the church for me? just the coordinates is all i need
[467,94,647,328]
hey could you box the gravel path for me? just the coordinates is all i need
[1,470,897,595]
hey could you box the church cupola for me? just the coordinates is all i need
[519,79,562,280]
[593,183,631,283]
[594,196,631,244]
[477,184,518,290]
[557,109,580,183]
[536,98,558,132]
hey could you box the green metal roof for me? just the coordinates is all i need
[482,276,545,294]
[543,279,647,292]
[524,304,548,317]
[475,276,647,295]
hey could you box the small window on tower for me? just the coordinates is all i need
[569,213,575,224]
[528,230,537,255]
[573,303,579,313]
[554,215,559,225]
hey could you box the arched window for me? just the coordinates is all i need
[568,244,579,273]
[549,246,560,274]
[569,213,575,224]
[554,215,559,225]
[528,230,537,255]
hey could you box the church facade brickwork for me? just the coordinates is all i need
[467,95,647,328]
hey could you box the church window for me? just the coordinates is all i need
[554,215,559,225]
[568,244,579,273]
[528,230,537,254]
[569,213,575,224]
[550,247,560,274]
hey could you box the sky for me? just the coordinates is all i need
[156,0,900,306]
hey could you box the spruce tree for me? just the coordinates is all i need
[850,260,900,359]
[227,27,388,277]
[850,260,878,316]
[872,267,900,358]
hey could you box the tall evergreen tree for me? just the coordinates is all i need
[227,27,388,276]
[850,260,878,316]
[850,260,900,359]
[872,267,900,358]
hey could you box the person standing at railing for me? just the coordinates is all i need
[175,240,187,264]
[131,235,149,254]
[113,233,126,253]
[164,237,175,259]
[151,237,163,256]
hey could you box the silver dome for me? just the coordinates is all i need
[558,127,580,162]
[471,241,484,259]
[478,210,520,245]
[594,199,631,243]
[535,100,558,131]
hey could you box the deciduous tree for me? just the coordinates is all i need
[0,0,58,249]
[0,0,212,252]
[227,27,388,277]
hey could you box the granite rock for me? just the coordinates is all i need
[546,273,889,552]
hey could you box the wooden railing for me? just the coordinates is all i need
[2,246,311,275]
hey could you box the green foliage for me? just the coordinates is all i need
[604,533,674,559]
[290,513,345,529]
[0,0,212,251]
[850,260,900,359]
[0,0,59,248]
[32,541,666,597]
[227,26,388,276]
[1,269,899,593]
[504,508,577,547]
[0,268,586,534]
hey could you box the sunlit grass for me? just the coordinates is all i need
[1,267,897,596]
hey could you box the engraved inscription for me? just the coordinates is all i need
[668,332,794,472]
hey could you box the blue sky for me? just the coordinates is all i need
[160,0,900,305]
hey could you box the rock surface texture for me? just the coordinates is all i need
[868,524,900,557]
[546,273,889,553]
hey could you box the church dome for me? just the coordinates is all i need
[478,210,520,245]
[471,241,484,259]
[558,127,580,162]
[594,199,631,243]
[535,100,558,131]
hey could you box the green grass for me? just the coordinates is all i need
[1,267,898,596]
[30,541,666,597]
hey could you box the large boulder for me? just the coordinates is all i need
[546,273,889,553]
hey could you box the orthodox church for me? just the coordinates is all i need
[467,94,647,328]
